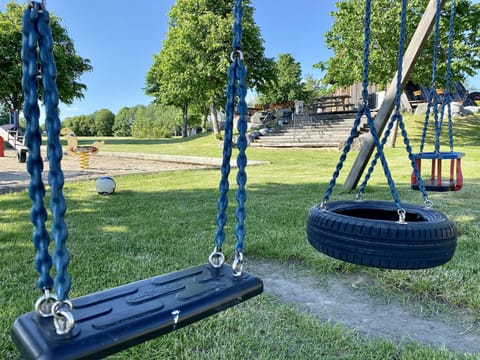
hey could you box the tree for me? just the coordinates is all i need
[130,103,184,138]
[316,0,480,90]
[146,0,275,136]
[0,2,92,113]
[113,107,136,136]
[303,74,327,103]
[94,109,115,136]
[259,53,306,105]
[62,114,95,136]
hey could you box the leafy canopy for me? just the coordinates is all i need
[145,0,275,110]
[0,2,92,112]
[259,53,307,105]
[317,0,480,89]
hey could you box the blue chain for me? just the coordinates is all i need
[234,58,248,254]
[22,3,70,301]
[357,0,429,203]
[22,4,53,291]
[38,7,70,302]
[440,0,455,152]
[322,0,372,205]
[214,0,247,256]
[420,0,442,154]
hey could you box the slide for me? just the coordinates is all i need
[0,124,28,163]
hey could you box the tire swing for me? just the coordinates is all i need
[12,1,262,359]
[307,0,457,270]
[411,0,465,192]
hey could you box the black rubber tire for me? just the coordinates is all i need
[307,200,457,270]
[17,150,27,163]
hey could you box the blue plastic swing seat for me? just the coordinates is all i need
[411,151,465,192]
[12,263,263,360]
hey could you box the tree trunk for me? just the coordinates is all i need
[201,107,208,130]
[386,121,398,148]
[182,101,188,138]
[210,102,220,135]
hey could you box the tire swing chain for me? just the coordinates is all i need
[22,2,74,335]
[322,0,432,224]
[209,0,246,278]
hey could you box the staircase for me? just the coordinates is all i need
[250,112,368,148]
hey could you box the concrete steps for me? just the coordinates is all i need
[250,112,368,148]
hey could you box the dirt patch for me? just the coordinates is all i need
[0,149,213,194]
[249,258,480,355]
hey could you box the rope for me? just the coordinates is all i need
[213,0,247,275]
[22,3,70,302]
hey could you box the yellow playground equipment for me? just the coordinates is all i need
[60,128,104,169]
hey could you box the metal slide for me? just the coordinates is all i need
[0,124,28,163]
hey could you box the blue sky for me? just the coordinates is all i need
[1,0,479,119]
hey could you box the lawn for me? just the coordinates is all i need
[1,113,479,359]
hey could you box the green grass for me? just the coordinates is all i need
[3,113,480,359]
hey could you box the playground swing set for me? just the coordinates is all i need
[11,0,460,359]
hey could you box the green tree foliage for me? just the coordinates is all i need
[63,104,186,138]
[112,107,137,137]
[145,0,275,135]
[62,114,95,136]
[131,103,183,138]
[259,53,307,105]
[94,109,115,136]
[0,2,92,112]
[317,0,480,89]
[303,74,327,102]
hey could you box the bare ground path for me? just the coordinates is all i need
[0,149,218,194]
[249,258,480,355]
[1,148,478,355]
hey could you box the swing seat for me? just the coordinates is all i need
[411,151,465,192]
[12,263,263,360]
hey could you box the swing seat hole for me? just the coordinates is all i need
[337,208,425,222]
